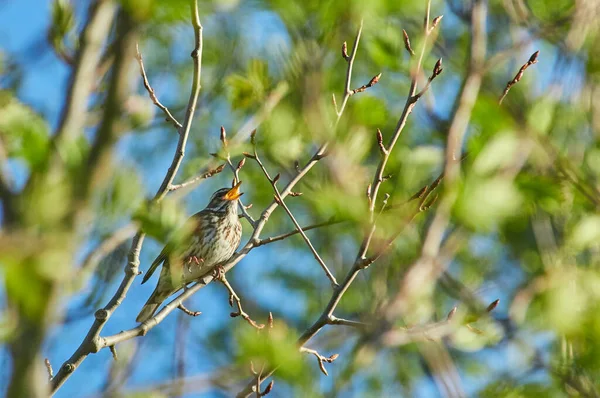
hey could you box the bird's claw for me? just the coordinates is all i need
[186,256,204,272]
[212,264,226,281]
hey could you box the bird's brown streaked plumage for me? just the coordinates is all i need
[136,183,243,323]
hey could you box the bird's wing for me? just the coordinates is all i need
[140,211,206,285]
[141,247,168,284]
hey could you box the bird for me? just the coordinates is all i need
[136,182,244,323]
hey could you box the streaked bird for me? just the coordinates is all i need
[136,182,243,323]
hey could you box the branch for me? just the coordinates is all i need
[135,43,183,130]
[177,303,202,317]
[48,1,117,165]
[168,163,225,191]
[255,218,344,247]
[50,2,203,393]
[333,20,363,119]
[498,50,539,104]
[272,191,338,287]
[299,347,339,376]
[250,148,338,287]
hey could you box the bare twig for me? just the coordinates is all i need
[328,315,368,329]
[177,302,201,317]
[334,20,363,119]
[216,269,264,329]
[349,73,382,95]
[109,345,118,361]
[50,2,204,393]
[135,43,183,130]
[168,164,226,192]
[299,347,339,376]
[402,29,415,56]
[251,149,338,287]
[272,192,338,287]
[221,127,256,226]
[255,218,343,247]
[498,50,539,104]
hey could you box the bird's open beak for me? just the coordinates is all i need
[224,181,243,200]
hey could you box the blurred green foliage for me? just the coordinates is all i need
[3,0,600,396]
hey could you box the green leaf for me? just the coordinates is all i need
[0,94,50,171]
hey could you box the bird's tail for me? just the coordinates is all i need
[136,287,170,323]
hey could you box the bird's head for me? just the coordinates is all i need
[205,181,243,215]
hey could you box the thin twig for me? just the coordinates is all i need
[251,151,338,287]
[255,219,343,247]
[299,347,339,376]
[215,270,264,329]
[135,43,183,130]
[177,303,202,317]
[168,164,225,191]
[328,315,368,329]
[498,50,539,104]
[221,128,256,226]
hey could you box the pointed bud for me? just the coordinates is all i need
[528,50,540,65]
[329,353,340,361]
[447,306,457,321]
[431,15,443,30]
[242,152,256,159]
[432,58,443,77]
[236,158,246,170]
[262,380,275,396]
[272,173,280,184]
[220,126,228,147]
[250,129,257,145]
[402,29,415,56]
[486,299,500,312]
[341,41,349,60]
[367,73,382,87]
[376,128,387,155]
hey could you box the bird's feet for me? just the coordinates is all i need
[186,256,204,272]
[212,264,225,281]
